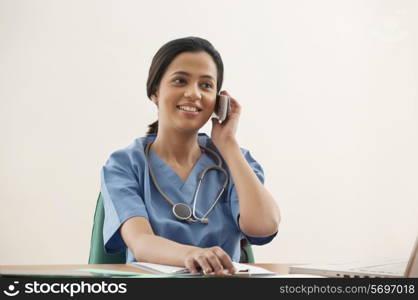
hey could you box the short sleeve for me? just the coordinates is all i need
[101,149,149,254]
[229,148,278,245]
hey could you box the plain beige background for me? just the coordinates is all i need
[1,0,417,265]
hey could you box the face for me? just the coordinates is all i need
[151,51,218,134]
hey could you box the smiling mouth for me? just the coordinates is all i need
[176,105,202,112]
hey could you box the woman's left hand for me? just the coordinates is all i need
[210,90,241,152]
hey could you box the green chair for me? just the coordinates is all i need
[239,239,254,263]
[88,193,125,264]
[89,193,254,264]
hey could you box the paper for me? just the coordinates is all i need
[75,268,175,278]
[234,263,276,275]
[130,262,276,276]
[130,262,189,274]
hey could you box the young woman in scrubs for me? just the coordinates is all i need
[101,37,281,275]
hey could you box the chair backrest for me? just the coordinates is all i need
[88,193,126,264]
[240,239,255,263]
[88,193,254,264]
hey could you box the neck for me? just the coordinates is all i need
[150,127,201,166]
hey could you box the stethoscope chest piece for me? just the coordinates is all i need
[172,203,192,221]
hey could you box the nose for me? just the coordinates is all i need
[184,83,202,101]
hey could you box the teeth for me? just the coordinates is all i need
[178,105,199,112]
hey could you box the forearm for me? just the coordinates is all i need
[132,234,199,267]
[220,140,280,237]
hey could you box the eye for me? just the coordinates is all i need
[173,78,186,84]
[201,82,213,89]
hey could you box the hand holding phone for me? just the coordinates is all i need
[210,91,240,152]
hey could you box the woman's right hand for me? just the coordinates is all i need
[184,246,236,275]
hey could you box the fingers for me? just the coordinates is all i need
[185,247,236,276]
[213,247,236,275]
[220,90,241,115]
[198,247,236,275]
[205,252,225,275]
[184,257,199,274]
[230,98,241,115]
[195,255,213,274]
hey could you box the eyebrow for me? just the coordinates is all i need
[170,71,215,81]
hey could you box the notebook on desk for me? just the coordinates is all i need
[130,261,276,277]
[289,236,418,278]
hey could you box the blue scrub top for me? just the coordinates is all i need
[101,133,277,263]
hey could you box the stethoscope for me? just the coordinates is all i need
[145,141,229,224]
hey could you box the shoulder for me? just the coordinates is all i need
[103,136,150,171]
[198,133,251,155]
[199,133,258,164]
[199,133,263,173]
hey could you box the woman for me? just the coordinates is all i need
[101,37,280,275]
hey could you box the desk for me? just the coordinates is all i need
[0,263,292,277]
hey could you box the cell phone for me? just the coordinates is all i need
[214,94,231,123]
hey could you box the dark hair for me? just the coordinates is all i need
[146,37,224,135]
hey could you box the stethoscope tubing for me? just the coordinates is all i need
[144,140,229,224]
